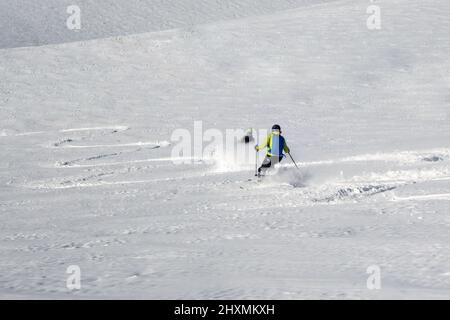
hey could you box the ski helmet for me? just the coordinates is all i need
[272,124,281,131]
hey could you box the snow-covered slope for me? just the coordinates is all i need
[1,0,450,299]
[0,0,335,49]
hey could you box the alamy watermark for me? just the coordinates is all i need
[64,3,380,33]
[67,5,82,31]
[366,265,381,290]
[66,265,81,290]
[367,0,381,30]
[170,121,269,166]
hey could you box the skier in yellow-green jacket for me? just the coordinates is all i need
[255,124,290,177]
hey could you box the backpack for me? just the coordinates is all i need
[268,133,285,157]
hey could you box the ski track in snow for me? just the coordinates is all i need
[287,148,450,168]
[53,156,204,168]
[0,126,129,138]
[392,193,450,202]
[59,126,129,133]
[51,141,170,149]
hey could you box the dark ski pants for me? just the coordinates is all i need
[258,155,283,175]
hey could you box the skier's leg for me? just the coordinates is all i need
[266,156,282,174]
[258,156,272,176]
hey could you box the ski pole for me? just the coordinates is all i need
[255,149,259,176]
[288,152,300,170]
[254,134,259,177]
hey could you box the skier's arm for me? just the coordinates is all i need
[283,141,290,154]
[255,135,270,151]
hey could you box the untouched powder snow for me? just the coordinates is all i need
[1,0,450,299]
[0,0,336,49]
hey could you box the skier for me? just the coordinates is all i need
[255,124,290,177]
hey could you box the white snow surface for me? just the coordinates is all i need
[1,0,450,299]
[0,0,336,49]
